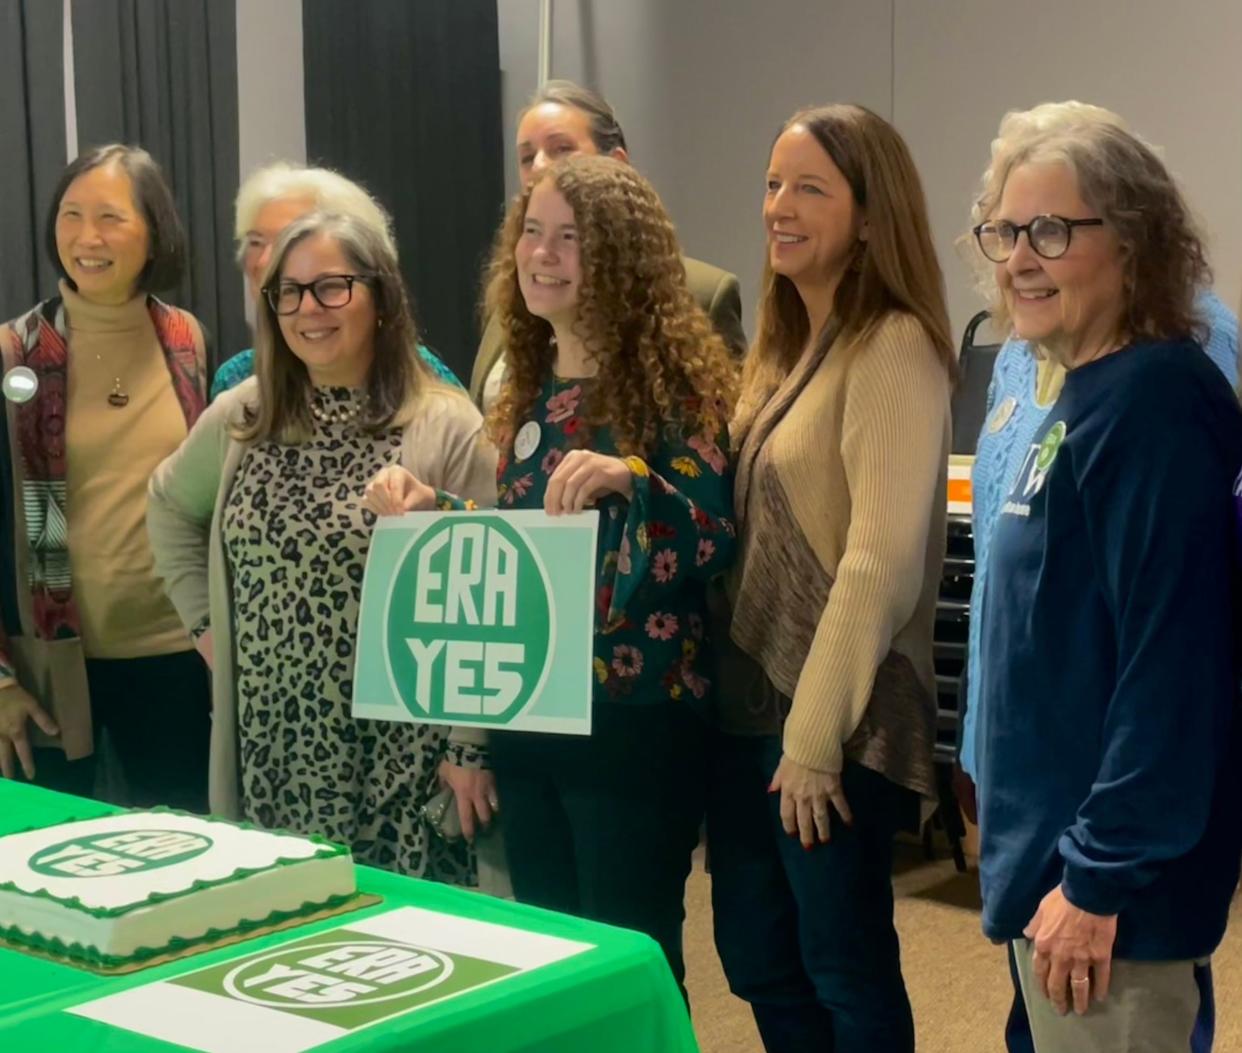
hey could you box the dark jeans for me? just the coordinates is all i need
[707,731,917,1053]
[1004,941,1215,1053]
[490,701,707,992]
[23,650,211,813]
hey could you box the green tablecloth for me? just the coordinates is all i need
[0,782,699,1053]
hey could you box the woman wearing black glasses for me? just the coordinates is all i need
[971,120,1242,1051]
[148,210,496,882]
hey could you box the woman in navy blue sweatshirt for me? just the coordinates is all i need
[971,120,1242,1052]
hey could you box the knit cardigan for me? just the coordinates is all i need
[728,312,950,798]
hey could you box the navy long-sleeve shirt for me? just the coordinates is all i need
[978,338,1242,960]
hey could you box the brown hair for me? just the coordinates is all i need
[520,80,627,154]
[237,211,434,443]
[484,155,736,457]
[972,120,1209,347]
[738,104,954,440]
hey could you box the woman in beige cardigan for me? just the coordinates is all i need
[707,105,954,1052]
[148,211,495,881]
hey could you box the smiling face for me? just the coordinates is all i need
[274,232,377,387]
[994,161,1126,363]
[516,102,622,187]
[55,162,151,304]
[514,180,581,328]
[763,124,864,299]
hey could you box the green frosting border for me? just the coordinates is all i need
[0,891,362,969]
[0,806,351,919]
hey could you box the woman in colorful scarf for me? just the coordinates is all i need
[148,211,495,881]
[367,155,737,990]
[0,144,211,811]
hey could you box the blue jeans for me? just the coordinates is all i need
[707,732,918,1053]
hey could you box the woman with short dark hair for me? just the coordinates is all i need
[0,143,212,810]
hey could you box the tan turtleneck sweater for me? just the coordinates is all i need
[61,282,192,658]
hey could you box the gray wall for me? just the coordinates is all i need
[497,0,1242,342]
[236,0,307,181]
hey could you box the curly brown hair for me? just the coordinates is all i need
[971,120,1210,349]
[483,155,737,457]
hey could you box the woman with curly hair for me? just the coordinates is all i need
[707,105,953,1052]
[369,154,736,988]
[970,118,1242,1051]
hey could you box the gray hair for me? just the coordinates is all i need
[966,103,1208,345]
[233,161,395,265]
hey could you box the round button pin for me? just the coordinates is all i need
[988,396,1016,434]
[514,420,542,461]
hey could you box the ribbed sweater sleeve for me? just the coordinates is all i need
[782,316,949,772]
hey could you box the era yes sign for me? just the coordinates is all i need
[354,511,596,735]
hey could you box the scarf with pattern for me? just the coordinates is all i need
[5,295,205,640]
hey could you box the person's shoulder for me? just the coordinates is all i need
[1194,289,1237,334]
[203,374,259,429]
[1080,339,1238,436]
[0,300,56,361]
[682,255,738,301]
[158,302,207,344]
[211,348,255,399]
[405,382,484,437]
[855,311,946,378]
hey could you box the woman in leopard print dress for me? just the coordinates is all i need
[148,211,496,881]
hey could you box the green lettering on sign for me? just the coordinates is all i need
[386,517,553,724]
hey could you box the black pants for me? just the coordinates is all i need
[490,701,707,991]
[708,731,918,1053]
[25,650,211,813]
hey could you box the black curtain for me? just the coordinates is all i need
[303,0,505,382]
[70,0,245,368]
[0,0,66,321]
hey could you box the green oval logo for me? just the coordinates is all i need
[386,516,553,724]
[29,829,213,878]
[1035,420,1067,472]
[223,940,455,1008]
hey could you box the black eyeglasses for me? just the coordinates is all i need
[264,274,372,315]
[973,215,1104,263]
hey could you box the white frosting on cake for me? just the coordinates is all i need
[0,812,356,963]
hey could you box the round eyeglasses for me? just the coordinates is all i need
[264,274,373,315]
[973,215,1104,263]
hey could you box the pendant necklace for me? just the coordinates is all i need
[96,352,128,408]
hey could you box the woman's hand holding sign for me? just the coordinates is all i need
[544,450,633,515]
[364,466,437,517]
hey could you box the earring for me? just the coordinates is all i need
[377,318,384,329]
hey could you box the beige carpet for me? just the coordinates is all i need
[683,842,1242,1052]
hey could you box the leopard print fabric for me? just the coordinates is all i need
[221,386,472,884]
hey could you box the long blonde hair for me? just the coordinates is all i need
[737,104,953,442]
[484,156,736,457]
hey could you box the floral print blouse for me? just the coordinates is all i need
[497,373,735,708]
